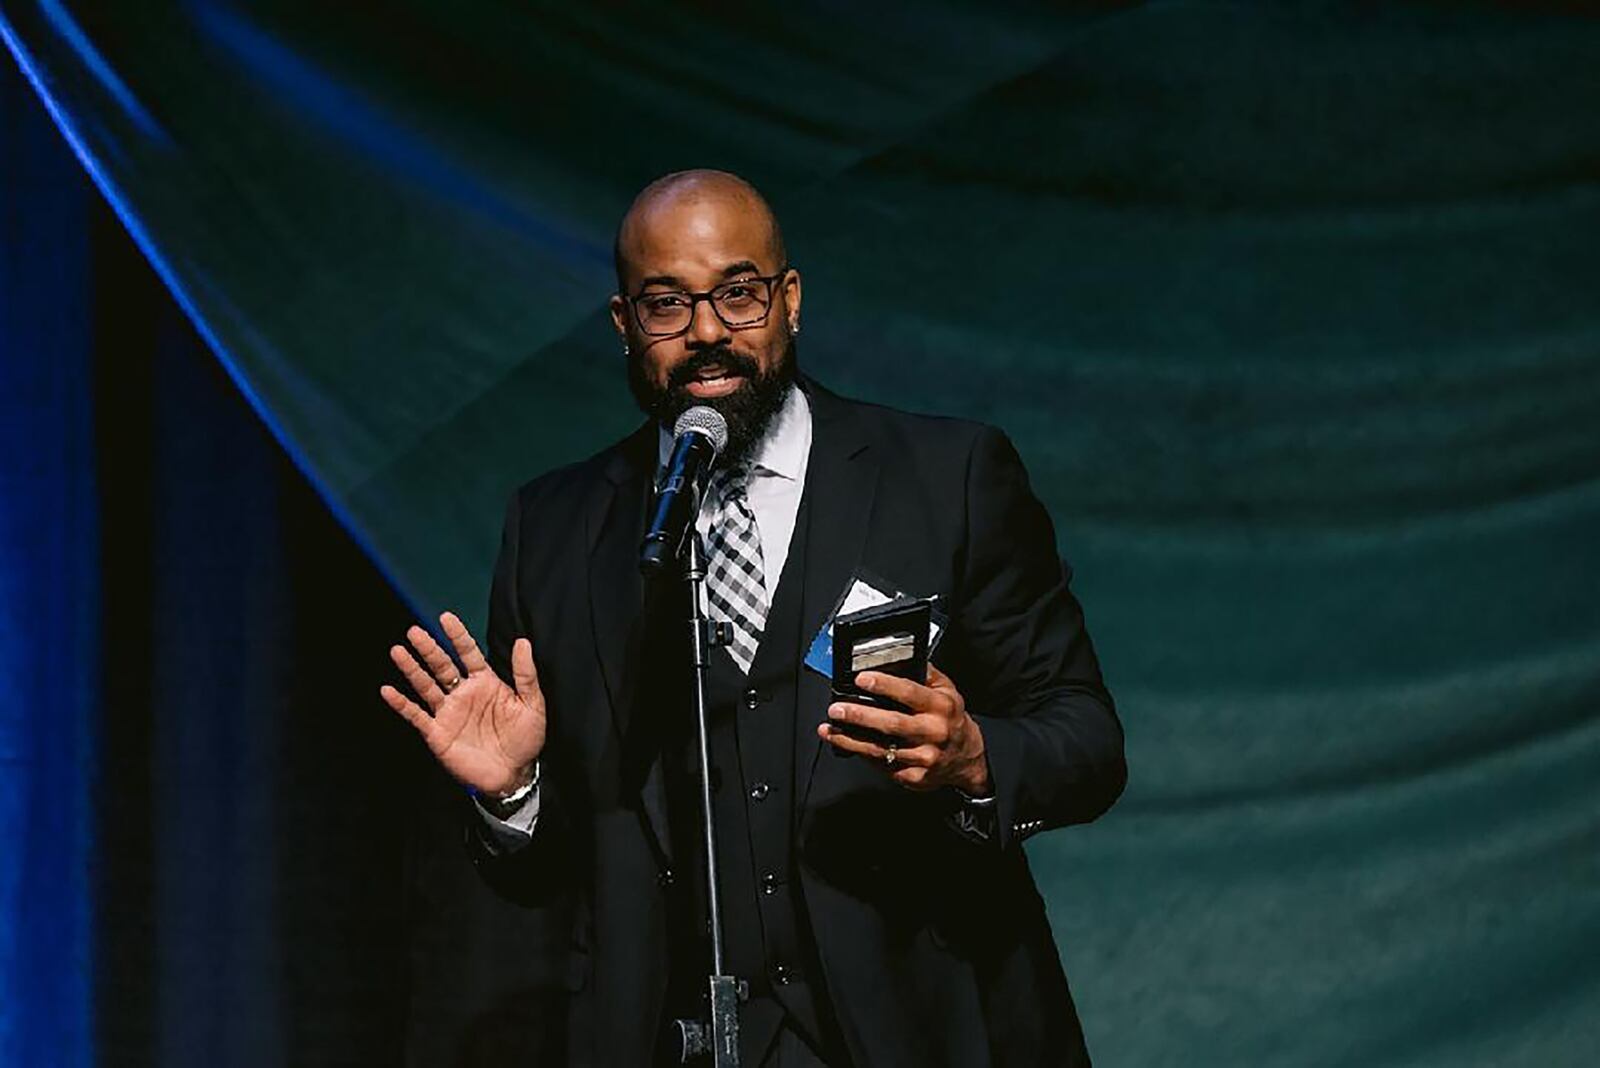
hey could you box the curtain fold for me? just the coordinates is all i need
[0,51,96,1068]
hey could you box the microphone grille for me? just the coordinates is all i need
[673,405,729,453]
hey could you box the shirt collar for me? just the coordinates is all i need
[655,384,810,481]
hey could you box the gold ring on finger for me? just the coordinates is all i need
[884,746,898,768]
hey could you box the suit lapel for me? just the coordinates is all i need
[586,423,675,859]
[794,382,878,814]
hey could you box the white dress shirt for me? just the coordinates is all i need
[477,385,813,847]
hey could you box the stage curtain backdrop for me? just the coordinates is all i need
[5,3,1597,1065]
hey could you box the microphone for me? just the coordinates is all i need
[639,406,728,576]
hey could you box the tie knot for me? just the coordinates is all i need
[710,464,751,503]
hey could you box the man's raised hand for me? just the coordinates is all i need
[379,611,545,798]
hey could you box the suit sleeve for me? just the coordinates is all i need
[953,426,1126,850]
[464,489,570,894]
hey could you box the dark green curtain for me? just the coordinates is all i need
[5,2,1597,1064]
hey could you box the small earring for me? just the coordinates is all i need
[790,321,801,336]
[622,343,631,356]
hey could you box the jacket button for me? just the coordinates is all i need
[772,964,793,985]
[760,871,780,895]
[657,868,675,888]
[749,781,770,801]
[743,688,762,709]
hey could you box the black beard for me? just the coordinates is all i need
[628,335,799,467]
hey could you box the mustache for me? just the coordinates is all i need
[666,347,761,391]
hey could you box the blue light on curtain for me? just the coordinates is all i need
[0,56,97,1068]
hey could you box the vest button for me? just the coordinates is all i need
[772,964,794,985]
[749,781,770,801]
[760,871,780,895]
[743,688,762,709]
[657,868,674,888]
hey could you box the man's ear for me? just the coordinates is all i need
[608,294,629,348]
[783,269,803,331]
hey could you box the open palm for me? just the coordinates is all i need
[380,611,545,797]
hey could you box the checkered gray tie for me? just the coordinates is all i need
[704,465,768,674]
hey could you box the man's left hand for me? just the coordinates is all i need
[819,663,991,795]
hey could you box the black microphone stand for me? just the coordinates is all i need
[668,509,744,1067]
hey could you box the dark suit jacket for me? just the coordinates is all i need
[406,380,1126,1068]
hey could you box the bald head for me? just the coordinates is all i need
[613,169,786,292]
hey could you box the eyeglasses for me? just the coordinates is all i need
[627,267,790,337]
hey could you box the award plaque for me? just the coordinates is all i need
[830,595,936,748]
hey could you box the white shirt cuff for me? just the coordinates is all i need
[472,765,541,852]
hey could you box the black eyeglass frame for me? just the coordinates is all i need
[624,266,794,337]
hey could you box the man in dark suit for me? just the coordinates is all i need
[382,170,1126,1067]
